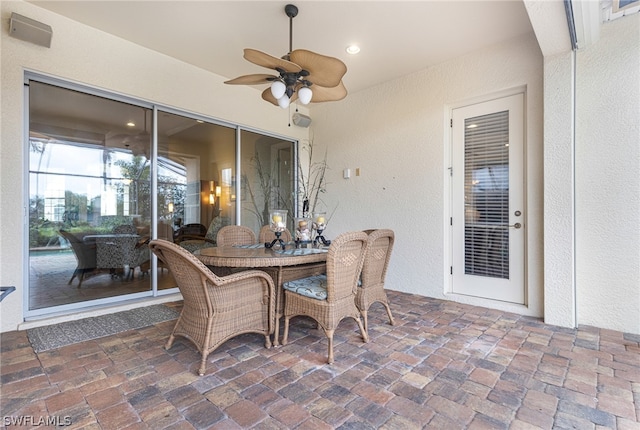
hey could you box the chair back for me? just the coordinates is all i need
[113,224,137,235]
[149,239,218,317]
[174,223,207,244]
[361,229,395,289]
[177,223,207,237]
[325,231,369,302]
[59,229,97,269]
[216,225,257,247]
[259,225,292,243]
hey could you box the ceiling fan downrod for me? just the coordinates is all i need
[285,4,298,57]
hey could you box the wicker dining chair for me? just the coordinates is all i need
[259,225,292,244]
[213,225,257,276]
[281,231,369,364]
[216,225,257,247]
[356,229,395,333]
[148,239,274,376]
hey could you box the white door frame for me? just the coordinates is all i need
[444,87,527,305]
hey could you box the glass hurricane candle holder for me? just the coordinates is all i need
[266,209,288,249]
[295,217,312,248]
[312,212,331,247]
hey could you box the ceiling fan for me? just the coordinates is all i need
[224,4,347,108]
[105,108,150,158]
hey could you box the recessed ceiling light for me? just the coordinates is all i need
[126,121,136,127]
[346,45,360,55]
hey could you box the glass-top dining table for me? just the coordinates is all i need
[196,244,328,345]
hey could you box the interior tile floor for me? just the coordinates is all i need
[1,291,639,429]
[29,250,177,310]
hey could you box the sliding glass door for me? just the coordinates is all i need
[26,76,295,316]
[28,81,155,310]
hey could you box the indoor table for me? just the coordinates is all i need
[196,244,328,345]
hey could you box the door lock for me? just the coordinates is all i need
[509,223,522,229]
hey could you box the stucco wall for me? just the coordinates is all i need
[309,33,545,318]
[0,1,309,332]
[575,14,640,333]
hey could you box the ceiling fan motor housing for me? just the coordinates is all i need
[285,4,298,19]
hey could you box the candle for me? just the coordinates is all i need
[272,215,282,223]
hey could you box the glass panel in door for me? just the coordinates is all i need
[157,111,237,259]
[240,130,295,236]
[451,93,525,304]
[28,81,153,310]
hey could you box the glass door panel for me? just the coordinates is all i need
[240,130,295,236]
[28,81,152,310]
[451,93,525,304]
[157,110,236,259]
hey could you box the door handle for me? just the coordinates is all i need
[509,223,522,229]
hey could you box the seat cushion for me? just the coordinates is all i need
[283,275,328,301]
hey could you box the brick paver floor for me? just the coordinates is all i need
[1,291,639,429]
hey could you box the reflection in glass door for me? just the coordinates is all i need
[27,77,295,316]
[240,130,295,235]
[156,110,236,254]
[28,81,154,310]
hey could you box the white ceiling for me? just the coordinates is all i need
[28,0,536,97]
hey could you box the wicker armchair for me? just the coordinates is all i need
[259,225,292,244]
[216,225,257,247]
[213,225,258,276]
[356,229,395,333]
[281,231,369,364]
[149,239,274,376]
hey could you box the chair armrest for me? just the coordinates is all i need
[206,269,276,332]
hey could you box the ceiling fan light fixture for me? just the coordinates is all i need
[298,86,312,104]
[225,3,347,108]
[270,80,286,99]
[277,96,290,109]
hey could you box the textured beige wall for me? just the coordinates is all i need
[310,33,545,318]
[575,14,640,334]
[0,1,309,332]
[542,51,577,329]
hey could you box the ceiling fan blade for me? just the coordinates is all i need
[304,81,348,103]
[289,49,347,88]
[244,48,302,73]
[261,88,298,106]
[224,74,275,85]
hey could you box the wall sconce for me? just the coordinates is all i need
[168,202,174,213]
[215,185,221,197]
[208,181,218,205]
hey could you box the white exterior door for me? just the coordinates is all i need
[451,93,525,304]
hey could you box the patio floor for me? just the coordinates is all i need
[1,291,639,429]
